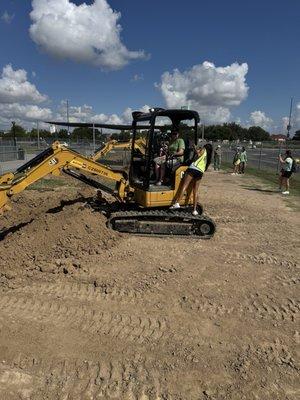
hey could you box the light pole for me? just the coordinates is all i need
[37,120,40,149]
[286,97,293,139]
[11,121,16,148]
[93,123,96,153]
[66,100,70,136]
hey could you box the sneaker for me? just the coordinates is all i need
[170,202,180,209]
[282,191,289,195]
[231,173,236,175]
[156,181,162,186]
[192,210,199,216]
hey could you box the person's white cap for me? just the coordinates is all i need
[217,145,221,148]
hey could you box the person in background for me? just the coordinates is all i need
[170,143,213,216]
[279,150,294,195]
[154,130,185,185]
[213,145,222,171]
[239,147,247,174]
[232,148,241,175]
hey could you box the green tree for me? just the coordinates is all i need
[292,130,300,140]
[10,124,26,137]
[119,131,131,141]
[72,127,93,140]
[58,129,69,139]
[247,126,270,141]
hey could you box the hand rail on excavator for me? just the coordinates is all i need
[0,141,130,215]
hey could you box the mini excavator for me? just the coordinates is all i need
[0,108,216,238]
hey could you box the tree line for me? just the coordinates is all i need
[1,123,300,141]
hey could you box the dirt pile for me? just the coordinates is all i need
[0,187,120,289]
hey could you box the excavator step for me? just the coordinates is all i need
[107,210,215,239]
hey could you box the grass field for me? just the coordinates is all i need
[221,161,300,197]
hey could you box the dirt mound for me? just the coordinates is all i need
[0,188,120,289]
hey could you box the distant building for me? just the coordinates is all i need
[271,134,286,142]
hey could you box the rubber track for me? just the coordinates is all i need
[0,295,167,343]
[108,209,216,238]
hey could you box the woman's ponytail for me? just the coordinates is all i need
[204,143,213,171]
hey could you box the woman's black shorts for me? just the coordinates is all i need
[186,168,203,180]
[281,170,292,178]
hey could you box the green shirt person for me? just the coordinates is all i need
[240,149,247,163]
[154,131,185,185]
[239,147,247,174]
[168,134,185,162]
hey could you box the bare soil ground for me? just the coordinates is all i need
[0,171,299,400]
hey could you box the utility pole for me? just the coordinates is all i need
[286,97,293,139]
[93,123,96,152]
[12,121,16,148]
[37,120,40,150]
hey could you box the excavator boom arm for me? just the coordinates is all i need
[0,141,128,214]
[91,137,146,161]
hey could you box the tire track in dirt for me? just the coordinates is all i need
[223,251,299,269]
[275,274,300,287]
[0,295,168,344]
[240,294,299,322]
[180,296,235,316]
[0,354,165,399]
[14,281,144,304]
[179,293,299,325]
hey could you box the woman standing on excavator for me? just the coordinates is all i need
[170,143,213,216]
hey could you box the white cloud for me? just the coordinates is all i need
[0,103,52,129]
[0,103,52,121]
[1,11,15,24]
[0,64,50,129]
[54,102,151,127]
[122,105,150,123]
[0,64,47,104]
[29,0,147,70]
[249,110,273,130]
[281,103,300,135]
[281,116,289,133]
[131,74,144,82]
[57,102,94,122]
[157,61,249,124]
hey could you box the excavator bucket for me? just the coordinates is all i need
[0,189,11,215]
[0,172,13,215]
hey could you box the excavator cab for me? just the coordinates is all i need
[129,108,199,208]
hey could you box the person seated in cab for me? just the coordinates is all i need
[154,130,185,186]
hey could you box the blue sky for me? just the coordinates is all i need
[0,0,299,133]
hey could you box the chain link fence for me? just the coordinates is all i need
[219,142,300,173]
[1,139,300,175]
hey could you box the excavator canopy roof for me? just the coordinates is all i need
[45,108,200,131]
[132,108,200,123]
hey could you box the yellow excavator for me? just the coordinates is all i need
[0,108,215,238]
